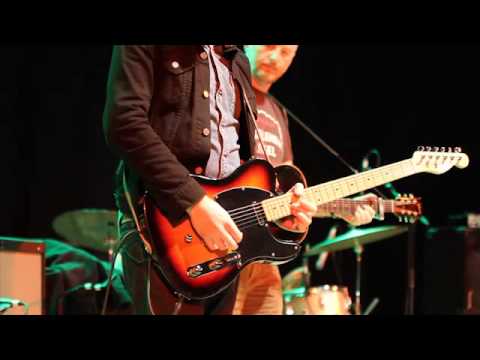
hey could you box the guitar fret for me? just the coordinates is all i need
[305,191,316,203]
[346,180,359,195]
[333,184,343,200]
[325,185,336,202]
[385,200,394,213]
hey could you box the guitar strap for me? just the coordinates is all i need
[240,86,272,165]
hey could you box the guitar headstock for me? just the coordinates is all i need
[394,194,422,223]
[411,146,469,175]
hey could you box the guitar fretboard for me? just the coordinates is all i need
[318,198,397,215]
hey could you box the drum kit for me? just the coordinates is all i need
[50,209,408,316]
[52,209,119,261]
[282,225,408,315]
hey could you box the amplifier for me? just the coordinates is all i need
[0,237,45,315]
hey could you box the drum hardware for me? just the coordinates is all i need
[52,209,118,262]
[283,225,409,315]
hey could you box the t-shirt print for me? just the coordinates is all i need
[253,90,293,167]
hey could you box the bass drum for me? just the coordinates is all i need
[283,285,352,315]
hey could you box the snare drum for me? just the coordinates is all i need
[284,285,352,315]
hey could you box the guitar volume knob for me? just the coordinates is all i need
[187,265,204,278]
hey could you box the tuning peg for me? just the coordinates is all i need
[440,146,446,152]
[433,146,439,152]
[417,146,425,151]
[454,147,462,153]
[409,194,414,198]
[426,146,432,151]
[448,147,453,152]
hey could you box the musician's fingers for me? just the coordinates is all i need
[204,237,220,252]
[295,199,317,215]
[291,183,305,197]
[219,227,238,251]
[293,211,312,231]
[225,221,243,244]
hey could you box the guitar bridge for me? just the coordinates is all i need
[187,252,242,279]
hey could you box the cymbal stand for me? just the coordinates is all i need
[302,244,312,293]
[353,241,364,315]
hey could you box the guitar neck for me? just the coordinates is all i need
[317,198,398,216]
[262,158,417,222]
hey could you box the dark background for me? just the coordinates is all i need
[1,44,478,314]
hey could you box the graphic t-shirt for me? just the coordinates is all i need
[252,89,293,167]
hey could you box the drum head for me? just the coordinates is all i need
[283,285,352,315]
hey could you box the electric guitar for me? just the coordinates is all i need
[317,194,423,223]
[143,147,469,300]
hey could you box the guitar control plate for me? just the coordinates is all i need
[187,252,242,278]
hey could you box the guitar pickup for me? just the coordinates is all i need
[187,252,242,278]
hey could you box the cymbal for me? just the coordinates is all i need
[282,267,306,291]
[52,209,118,252]
[283,287,307,297]
[305,225,408,256]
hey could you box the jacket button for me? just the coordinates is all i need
[202,90,209,99]
[199,51,208,60]
[171,61,180,69]
[194,166,204,175]
[202,128,210,136]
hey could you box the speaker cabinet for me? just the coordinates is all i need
[421,227,480,314]
[0,237,45,315]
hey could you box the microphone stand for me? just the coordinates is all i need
[270,93,430,315]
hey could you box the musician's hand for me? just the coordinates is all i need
[187,195,243,252]
[338,193,377,226]
[280,183,317,232]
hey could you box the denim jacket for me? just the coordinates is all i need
[103,45,258,224]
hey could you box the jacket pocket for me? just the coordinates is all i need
[152,47,196,140]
